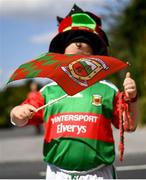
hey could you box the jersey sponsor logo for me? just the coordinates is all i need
[44,112,114,143]
[92,95,102,106]
[51,114,98,124]
[61,58,109,87]
[57,123,87,135]
[51,114,98,135]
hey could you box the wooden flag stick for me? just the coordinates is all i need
[36,94,68,112]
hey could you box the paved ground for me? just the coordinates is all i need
[1,154,146,179]
[0,126,43,163]
[113,126,146,155]
[0,126,146,179]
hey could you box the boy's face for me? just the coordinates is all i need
[30,82,38,92]
[64,42,93,55]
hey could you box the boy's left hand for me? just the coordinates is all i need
[123,72,137,100]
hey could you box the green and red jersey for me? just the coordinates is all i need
[23,81,120,171]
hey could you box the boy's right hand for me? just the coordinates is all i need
[10,104,37,126]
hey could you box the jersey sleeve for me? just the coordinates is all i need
[112,91,121,129]
[22,91,44,125]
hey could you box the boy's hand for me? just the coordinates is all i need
[123,72,137,100]
[10,104,37,126]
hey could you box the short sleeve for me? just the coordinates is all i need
[112,91,121,129]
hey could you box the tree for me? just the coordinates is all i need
[110,0,146,95]
[109,0,146,124]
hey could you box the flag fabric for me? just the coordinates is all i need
[8,52,128,95]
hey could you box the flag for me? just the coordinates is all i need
[8,52,128,95]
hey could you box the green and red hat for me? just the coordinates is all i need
[49,4,109,55]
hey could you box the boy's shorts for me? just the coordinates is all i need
[46,164,116,180]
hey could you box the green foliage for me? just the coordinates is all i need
[110,0,146,95]
[139,97,146,125]
[109,0,146,124]
[0,85,29,127]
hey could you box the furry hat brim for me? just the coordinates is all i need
[49,30,108,55]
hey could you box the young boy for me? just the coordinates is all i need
[10,5,138,179]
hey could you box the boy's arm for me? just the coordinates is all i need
[123,72,139,131]
[112,72,138,131]
[10,92,44,127]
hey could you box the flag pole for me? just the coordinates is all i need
[36,94,68,112]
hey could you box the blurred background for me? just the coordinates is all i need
[0,0,146,178]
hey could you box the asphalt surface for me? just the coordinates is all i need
[1,153,146,179]
[0,126,146,179]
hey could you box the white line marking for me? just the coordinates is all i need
[39,171,46,177]
[116,164,146,171]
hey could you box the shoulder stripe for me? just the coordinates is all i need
[99,80,118,92]
[40,82,57,92]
